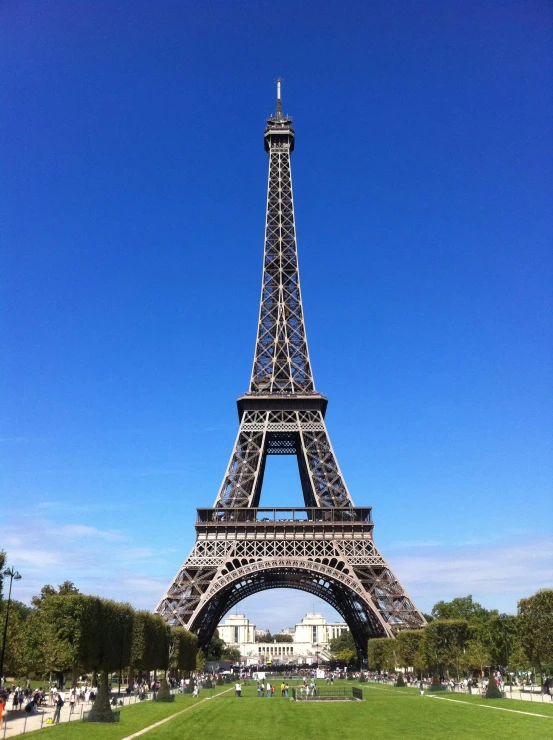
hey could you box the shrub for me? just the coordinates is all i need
[358,674,366,683]
[204,678,213,689]
[155,678,173,702]
[84,710,120,724]
[396,673,405,687]
[216,676,223,686]
[486,675,503,699]
[428,675,446,692]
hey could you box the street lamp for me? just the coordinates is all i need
[0,567,22,685]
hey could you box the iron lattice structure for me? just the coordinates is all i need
[156,83,425,656]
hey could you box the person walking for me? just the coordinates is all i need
[53,692,64,724]
[0,696,5,731]
[266,681,271,697]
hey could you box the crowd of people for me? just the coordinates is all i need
[0,681,102,726]
[0,674,182,729]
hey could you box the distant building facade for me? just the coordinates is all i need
[217,612,348,666]
[217,614,255,645]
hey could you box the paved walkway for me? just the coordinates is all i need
[0,690,163,738]
[368,679,553,705]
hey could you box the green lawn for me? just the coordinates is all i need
[22,682,553,740]
[22,685,231,739]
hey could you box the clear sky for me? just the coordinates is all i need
[2,1,552,632]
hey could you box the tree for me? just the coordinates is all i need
[17,610,49,679]
[337,648,356,665]
[221,647,241,662]
[465,640,490,677]
[508,638,531,674]
[87,598,134,722]
[31,585,57,608]
[274,634,293,643]
[35,593,91,686]
[368,638,395,672]
[196,649,206,672]
[205,629,225,660]
[396,629,425,673]
[130,611,170,680]
[0,600,32,677]
[476,613,517,671]
[169,627,197,675]
[517,589,553,681]
[31,581,80,608]
[423,619,470,680]
[329,630,356,658]
[431,596,490,622]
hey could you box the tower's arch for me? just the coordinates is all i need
[188,562,391,657]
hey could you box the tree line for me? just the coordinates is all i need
[0,561,197,721]
[368,591,553,682]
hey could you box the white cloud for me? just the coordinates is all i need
[2,514,551,625]
[385,535,553,614]
[49,524,126,541]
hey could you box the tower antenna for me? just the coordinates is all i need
[276,77,283,118]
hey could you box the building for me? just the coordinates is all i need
[217,612,348,666]
[217,614,255,645]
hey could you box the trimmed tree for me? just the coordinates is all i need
[130,611,167,682]
[368,638,396,673]
[170,627,197,677]
[87,599,134,722]
[396,629,425,675]
[36,593,92,687]
[396,672,405,687]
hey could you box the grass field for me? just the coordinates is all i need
[22,681,553,739]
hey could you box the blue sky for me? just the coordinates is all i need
[1,1,552,631]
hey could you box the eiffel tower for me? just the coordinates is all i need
[156,81,425,656]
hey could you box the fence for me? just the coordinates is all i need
[292,686,362,701]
